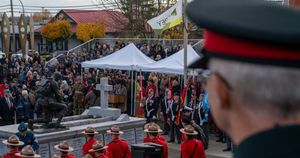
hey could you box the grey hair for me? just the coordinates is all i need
[209,58,300,116]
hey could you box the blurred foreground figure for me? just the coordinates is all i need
[186,0,300,158]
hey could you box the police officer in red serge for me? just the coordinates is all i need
[186,0,300,158]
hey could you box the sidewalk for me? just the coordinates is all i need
[165,135,233,158]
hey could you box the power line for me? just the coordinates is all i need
[0,4,117,8]
[0,9,123,15]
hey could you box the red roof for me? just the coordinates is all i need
[35,9,128,33]
[63,9,128,33]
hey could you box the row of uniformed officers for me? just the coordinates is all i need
[1,123,206,158]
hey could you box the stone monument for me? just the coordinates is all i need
[0,78,145,158]
[83,77,121,119]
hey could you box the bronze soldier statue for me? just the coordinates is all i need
[29,72,67,130]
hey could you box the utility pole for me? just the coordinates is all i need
[183,0,188,85]
[183,0,188,105]
[10,0,16,54]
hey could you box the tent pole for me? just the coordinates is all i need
[133,71,137,116]
[130,71,134,116]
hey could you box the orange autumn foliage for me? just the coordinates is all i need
[76,22,106,42]
[162,26,183,39]
[41,19,72,41]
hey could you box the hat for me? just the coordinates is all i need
[54,141,74,152]
[15,145,40,158]
[180,125,198,135]
[186,0,300,69]
[4,89,10,94]
[106,125,124,135]
[144,123,163,133]
[2,135,24,146]
[82,126,99,135]
[88,141,107,152]
[18,122,28,132]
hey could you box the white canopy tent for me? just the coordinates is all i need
[81,43,156,116]
[82,43,155,70]
[137,45,201,74]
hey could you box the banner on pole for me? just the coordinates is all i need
[147,0,183,35]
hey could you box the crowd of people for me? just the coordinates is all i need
[0,40,220,158]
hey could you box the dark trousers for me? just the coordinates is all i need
[201,123,209,143]
[163,113,170,132]
[170,121,181,143]
[145,112,156,123]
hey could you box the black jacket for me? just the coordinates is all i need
[235,125,300,158]
[0,97,15,125]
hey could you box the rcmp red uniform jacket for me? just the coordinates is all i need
[107,138,131,158]
[144,137,168,158]
[181,138,206,158]
[143,135,166,142]
[82,138,97,157]
[3,149,21,158]
[60,154,76,158]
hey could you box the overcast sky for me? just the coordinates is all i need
[1,0,98,16]
[2,0,95,7]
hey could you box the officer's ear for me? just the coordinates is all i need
[208,73,232,110]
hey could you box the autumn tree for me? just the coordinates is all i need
[41,22,60,41]
[162,26,183,39]
[76,22,106,42]
[94,0,162,37]
[41,19,72,42]
[162,23,203,39]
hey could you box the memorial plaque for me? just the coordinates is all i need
[0,139,9,155]
[104,133,112,145]
[39,143,50,158]
[135,127,144,144]
[120,129,136,146]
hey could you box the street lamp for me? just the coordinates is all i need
[10,0,25,54]
[18,0,25,15]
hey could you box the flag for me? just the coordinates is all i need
[180,84,188,105]
[137,76,145,118]
[147,0,183,35]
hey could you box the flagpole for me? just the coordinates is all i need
[183,0,188,106]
